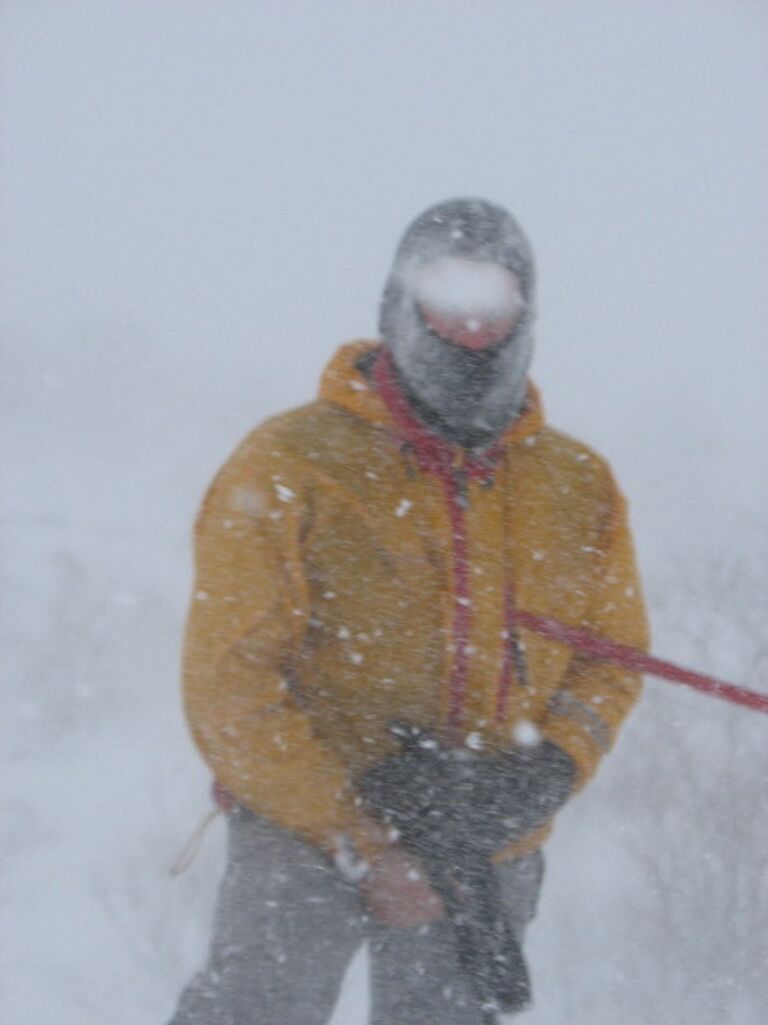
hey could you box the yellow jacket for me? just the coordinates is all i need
[183,342,649,861]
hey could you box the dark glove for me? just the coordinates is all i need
[358,725,577,1019]
[359,724,575,858]
[460,737,576,846]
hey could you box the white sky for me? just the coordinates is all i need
[3,0,768,572]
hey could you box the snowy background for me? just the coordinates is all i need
[3,2,768,1022]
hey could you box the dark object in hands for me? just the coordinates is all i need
[359,724,575,1019]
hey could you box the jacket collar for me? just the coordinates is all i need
[319,341,544,472]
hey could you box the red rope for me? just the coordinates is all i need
[372,352,768,720]
[511,609,768,716]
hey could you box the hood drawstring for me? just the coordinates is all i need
[169,807,222,877]
[169,781,234,877]
[496,451,530,722]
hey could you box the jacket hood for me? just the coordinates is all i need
[379,198,536,448]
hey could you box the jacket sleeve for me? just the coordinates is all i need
[538,483,649,790]
[182,430,388,859]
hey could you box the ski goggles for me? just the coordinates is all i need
[413,257,525,351]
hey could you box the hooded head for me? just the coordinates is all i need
[379,198,536,449]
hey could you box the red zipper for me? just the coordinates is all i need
[372,349,518,742]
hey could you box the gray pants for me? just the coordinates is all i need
[168,807,543,1025]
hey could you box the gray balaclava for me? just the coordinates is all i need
[379,198,536,450]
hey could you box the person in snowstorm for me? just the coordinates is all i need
[167,198,648,1025]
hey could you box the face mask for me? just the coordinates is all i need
[412,257,525,351]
